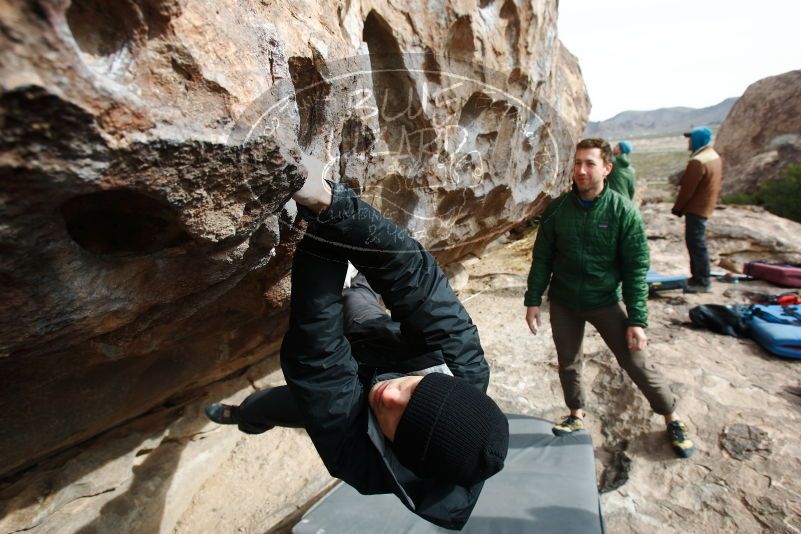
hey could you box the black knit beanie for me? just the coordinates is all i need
[392,373,509,487]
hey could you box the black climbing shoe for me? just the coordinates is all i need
[684,281,712,294]
[205,403,240,425]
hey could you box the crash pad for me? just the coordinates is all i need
[746,304,801,359]
[647,271,688,293]
[293,414,605,534]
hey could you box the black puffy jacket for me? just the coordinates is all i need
[281,183,490,530]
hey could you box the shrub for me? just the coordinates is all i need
[759,164,801,223]
[721,192,758,205]
[720,165,801,223]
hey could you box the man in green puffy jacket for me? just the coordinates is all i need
[607,140,636,200]
[523,138,695,458]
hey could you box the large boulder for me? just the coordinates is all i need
[716,70,801,195]
[0,0,588,483]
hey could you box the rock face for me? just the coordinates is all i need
[716,70,801,195]
[0,0,588,486]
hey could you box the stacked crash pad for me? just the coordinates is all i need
[293,415,605,534]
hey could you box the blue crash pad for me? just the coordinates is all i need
[647,271,688,293]
[746,304,801,359]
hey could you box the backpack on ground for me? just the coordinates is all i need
[688,304,749,337]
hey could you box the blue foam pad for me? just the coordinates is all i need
[747,305,801,359]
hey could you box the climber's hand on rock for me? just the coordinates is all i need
[293,151,333,214]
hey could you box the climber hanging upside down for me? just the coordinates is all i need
[206,154,509,530]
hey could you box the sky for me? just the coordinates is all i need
[558,0,801,121]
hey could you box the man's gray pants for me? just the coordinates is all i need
[685,213,711,286]
[549,300,676,416]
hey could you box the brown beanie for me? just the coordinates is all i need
[392,373,509,487]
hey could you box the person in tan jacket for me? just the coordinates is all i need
[672,127,723,293]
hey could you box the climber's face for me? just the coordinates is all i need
[368,374,424,441]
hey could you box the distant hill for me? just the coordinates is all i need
[586,97,738,139]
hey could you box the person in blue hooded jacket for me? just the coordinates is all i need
[672,127,723,293]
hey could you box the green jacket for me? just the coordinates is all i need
[606,154,636,200]
[524,184,650,327]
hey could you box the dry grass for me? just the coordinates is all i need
[628,134,688,184]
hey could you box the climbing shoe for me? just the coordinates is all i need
[667,420,696,458]
[552,415,584,436]
[684,282,712,294]
[205,403,240,425]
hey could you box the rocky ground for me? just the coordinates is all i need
[2,202,800,534]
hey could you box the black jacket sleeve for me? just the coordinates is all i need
[282,184,490,528]
[300,183,489,391]
[280,235,389,494]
